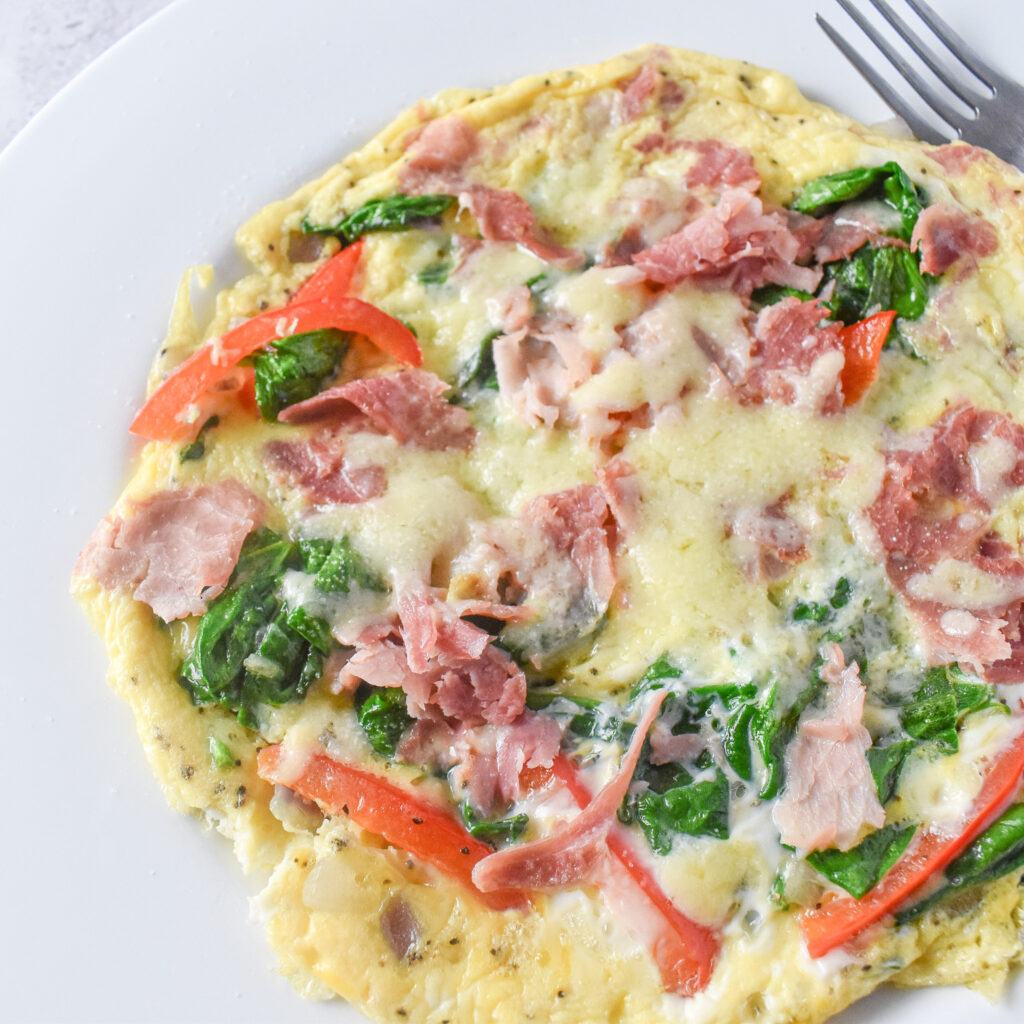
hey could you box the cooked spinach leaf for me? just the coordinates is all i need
[867,738,916,804]
[526,272,551,295]
[179,529,333,729]
[286,604,333,654]
[629,654,685,699]
[822,244,929,326]
[237,608,322,727]
[461,804,529,846]
[793,577,853,626]
[417,261,451,285]
[750,284,816,308]
[302,193,456,243]
[298,535,385,593]
[806,823,916,899]
[251,329,348,421]
[208,737,236,769]
[791,162,923,241]
[630,771,731,852]
[179,415,219,463]
[356,685,412,759]
[900,665,1003,753]
[525,691,631,742]
[450,329,502,406]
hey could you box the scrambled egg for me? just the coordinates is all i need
[73,45,1024,1024]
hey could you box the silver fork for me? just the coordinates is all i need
[817,0,1024,167]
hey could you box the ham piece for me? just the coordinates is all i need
[631,189,822,295]
[472,690,668,891]
[336,582,528,728]
[398,713,562,817]
[452,484,617,667]
[399,114,479,194]
[911,202,998,276]
[278,369,476,451]
[773,645,885,852]
[703,297,845,415]
[868,404,1024,678]
[596,455,642,534]
[620,62,660,121]
[682,139,760,192]
[493,312,592,429]
[398,114,583,269]
[461,185,584,269]
[729,493,810,583]
[744,298,845,414]
[264,430,386,506]
[75,479,263,621]
[529,485,617,605]
[929,143,989,176]
[456,484,616,608]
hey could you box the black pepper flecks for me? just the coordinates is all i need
[235,785,247,808]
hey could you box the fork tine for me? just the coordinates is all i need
[835,0,969,132]
[816,14,948,143]
[904,0,1001,90]
[865,0,988,109]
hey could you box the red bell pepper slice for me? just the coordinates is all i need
[800,724,1024,958]
[130,241,422,442]
[550,754,720,995]
[256,744,526,912]
[839,309,897,406]
[290,238,363,303]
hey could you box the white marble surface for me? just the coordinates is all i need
[0,0,175,151]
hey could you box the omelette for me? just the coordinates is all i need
[73,45,1024,1024]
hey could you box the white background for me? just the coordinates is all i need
[1,2,1022,1022]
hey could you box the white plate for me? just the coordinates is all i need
[2,0,1022,1021]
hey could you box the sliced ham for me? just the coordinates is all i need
[338,630,526,727]
[620,61,660,121]
[279,369,476,451]
[336,583,528,728]
[264,430,386,506]
[797,201,910,265]
[528,485,617,604]
[705,297,844,415]
[452,485,617,667]
[911,202,998,276]
[868,404,1024,678]
[631,189,821,295]
[462,185,584,269]
[75,480,263,621]
[729,493,810,583]
[773,645,885,853]
[472,690,667,891]
[493,312,592,429]
[648,720,706,766]
[396,581,492,673]
[399,114,479,193]
[400,118,582,269]
[745,298,845,414]
[929,143,988,176]
[596,455,642,534]
[398,713,563,818]
[450,714,564,815]
[682,139,760,192]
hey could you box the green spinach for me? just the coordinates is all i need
[356,686,413,758]
[303,193,456,244]
[251,329,348,421]
[806,823,916,899]
[791,162,923,241]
